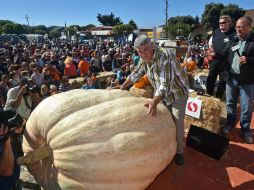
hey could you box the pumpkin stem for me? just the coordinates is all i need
[17,145,53,167]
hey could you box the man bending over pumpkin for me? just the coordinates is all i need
[121,35,189,165]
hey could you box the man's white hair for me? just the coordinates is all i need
[134,35,152,49]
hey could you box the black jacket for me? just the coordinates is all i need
[227,32,254,85]
[212,27,236,58]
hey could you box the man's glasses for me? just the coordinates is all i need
[219,22,227,25]
[235,25,248,29]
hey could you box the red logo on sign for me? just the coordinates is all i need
[187,102,198,112]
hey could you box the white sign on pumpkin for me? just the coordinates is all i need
[185,97,202,119]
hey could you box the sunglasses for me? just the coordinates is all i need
[219,22,227,25]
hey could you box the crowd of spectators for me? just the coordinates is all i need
[0,38,139,108]
[0,36,218,114]
[181,40,211,70]
[0,37,139,189]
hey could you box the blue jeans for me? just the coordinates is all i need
[226,75,254,133]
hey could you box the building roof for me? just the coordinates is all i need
[90,26,113,31]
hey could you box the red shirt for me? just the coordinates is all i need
[64,63,77,77]
[78,60,90,76]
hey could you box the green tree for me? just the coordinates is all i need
[49,30,61,39]
[194,16,200,25]
[1,23,25,34]
[0,20,13,26]
[165,15,196,39]
[168,15,199,29]
[3,23,15,34]
[47,26,64,34]
[128,19,138,29]
[22,24,33,34]
[112,24,134,37]
[201,3,225,30]
[164,23,191,40]
[33,29,46,35]
[69,25,81,31]
[220,4,245,24]
[36,25,47,31]
[81,24,95,31]
[97,12,123,26]
[64,25,77,38]
[202,3,246,30]
[13,24,25,34]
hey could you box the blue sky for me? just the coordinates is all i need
[0,0,253,28]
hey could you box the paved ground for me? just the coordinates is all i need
[147,104,254,190]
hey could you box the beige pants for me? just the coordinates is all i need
[165,95,188,154]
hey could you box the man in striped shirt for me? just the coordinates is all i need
[121,35,189,165]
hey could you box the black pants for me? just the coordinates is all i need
[206,59,226,98]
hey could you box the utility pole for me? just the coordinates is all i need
[164,0,169,38]
[25,14,30,26]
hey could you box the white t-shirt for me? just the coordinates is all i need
[4,86,32,120]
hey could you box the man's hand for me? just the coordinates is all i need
[144,96,162,117]
[120,84,126,90]
[19,85,28,95]
[239,56,247,64]
[0,124,10,144]
[0,124,8,136]
[120,79,133,90]
[30,92,41,106]
[144,99,157,117]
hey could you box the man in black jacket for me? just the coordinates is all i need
[206,15,236,98]
[221,16,254,144]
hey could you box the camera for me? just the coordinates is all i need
[7,113,24,129]
[0,109,24,143]
[26,85,37,94]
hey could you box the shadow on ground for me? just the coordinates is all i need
[146,109,254,190]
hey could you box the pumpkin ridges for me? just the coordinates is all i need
[46,97,169,149]
[26,89,133,148]
[49,111,176,184]
[22,90,177,190]
[52,133,175,183]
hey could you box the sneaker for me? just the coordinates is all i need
[242,132,253,144]
[174,153,184,166]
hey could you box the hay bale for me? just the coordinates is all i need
[96,71,115,81]
[185,91,224,134]
[69,77,84,88]
[68,72,115,89]
[129,85,154,98]
[192,69,210,76]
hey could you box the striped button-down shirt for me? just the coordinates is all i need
[128,46,189,106]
